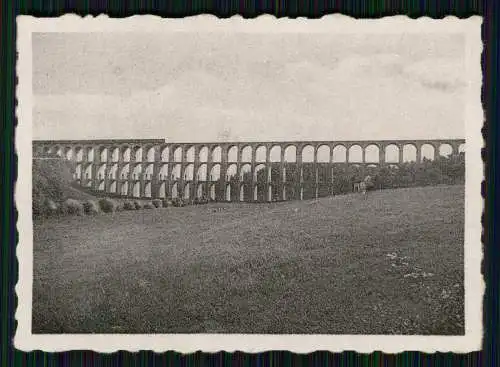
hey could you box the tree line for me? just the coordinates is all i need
[33,151,465,209]
[226,152,465,200]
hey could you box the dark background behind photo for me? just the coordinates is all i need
[1,0,494,366]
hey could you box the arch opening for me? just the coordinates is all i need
[97,164,107,180]
[109,164,118,180]
[348,145,363,163]
[65,147,73,160]
[171,164,182,180]
[146,147,156,162]
[284,146,297,163]
[159,164,169,181]
[131,164,142,180]
[173,147,183,162]
[134,147,143,162]
[171,182,179,199]
[99,147,108,162]
[111,147,119,162]
[132,182,141,198]
[145,182,152,198]
[270,145,281,162]
[121,181,129,196]
[255,145,267,163]
[109,181,117,194]
[241,146,253,162]
[144,164,154,180]
[384,144,399,163]
[161,146,169,162]
[302,145,314,163]
[122,147,131,162]
[183,183,191,200]
[84,164,93,180]
[185,146,195,162]
[332,145,347,163]
[197,164,208,181]
[254,164,267,182]
[240,164,252,182]
[210,164,221,181]
[75,147,84,162]
[226,164,238,181]
[196,183,205,199]
[364,144,379,163]
[209,184,216,201]
[439,143,453,158]
[86,147,94,162]
[184,164,194,181]
[211,146,222,162]
[120,164,130,180]
[75,164,82,180]
[421,144,435,161]
[228,146,238,162]
[403,144,417,162]
[199,146,208,162]
[317,145,330,163]
[159,182,167,198]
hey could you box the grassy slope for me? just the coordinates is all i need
[64,185,98,201]
[32,185,464,335]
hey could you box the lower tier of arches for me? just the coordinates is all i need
[76,178,349,202]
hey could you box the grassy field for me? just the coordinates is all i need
[32,185,464,335]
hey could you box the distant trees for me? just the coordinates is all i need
[32,154,76,216]
[205,152,464,201]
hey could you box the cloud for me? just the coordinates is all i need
[33,53,465,141]
[403,58,466,92]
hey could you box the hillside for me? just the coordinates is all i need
[32,157,97,214]
[33,185,465,335]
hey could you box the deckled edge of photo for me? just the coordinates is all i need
[14,14,484,353]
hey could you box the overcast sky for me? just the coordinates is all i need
[32,31,466,142]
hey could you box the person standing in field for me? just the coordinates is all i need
[360,175,374,197]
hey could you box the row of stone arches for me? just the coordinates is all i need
[160,182,303,202]
[74,162,348,183]
[40,142,466,165]
[73,153,461,184]
[101,180,340,202]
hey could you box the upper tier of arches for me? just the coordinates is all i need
[34,139,465,165]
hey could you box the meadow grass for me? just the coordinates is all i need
[32,185,464,334]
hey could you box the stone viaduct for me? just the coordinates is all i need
[33,138,465,202]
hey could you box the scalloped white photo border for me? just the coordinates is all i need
[15,14,484,353]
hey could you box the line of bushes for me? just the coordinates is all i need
[231,153,466,199]
[33,155,204,219]
[35,197,176,219]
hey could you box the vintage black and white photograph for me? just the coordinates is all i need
[15,16,483,352]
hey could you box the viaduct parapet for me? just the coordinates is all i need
[33,138,466,202]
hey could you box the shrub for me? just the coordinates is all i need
[32,156,76,215]
[198,196,209,205]
[46,199,59,212]
[162,199,171,208]
[62,199,84,216]
[172,198,186,207]
[98,198,117,213]
[133,200,143,210]
[114,202,124,212]
[152,199,163,208]
[123,201,135,210]
[83,200,99,215]
[34,199,60,218]
[143,202,155,209]
[34,198,58,218]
